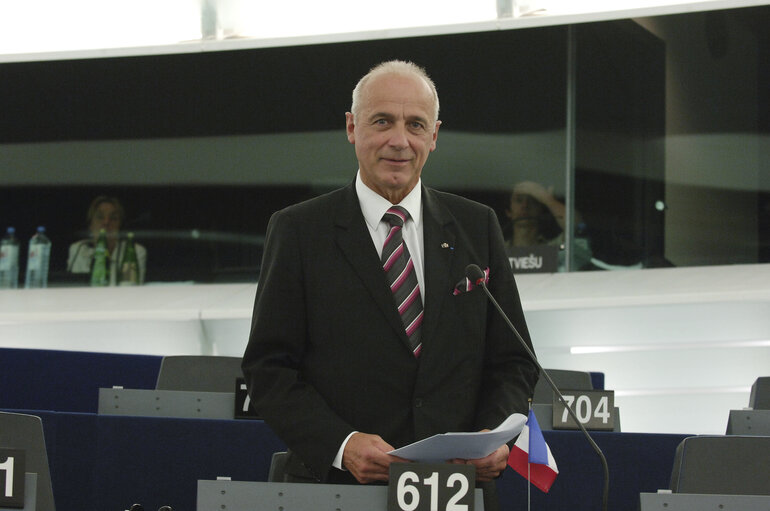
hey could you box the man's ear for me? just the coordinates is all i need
[429,120,441,152]
[345,112,356,144]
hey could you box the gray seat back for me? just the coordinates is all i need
[155,355,243,392]
[0,411,56,511]
[532,369,594,403]
[670,435,770,495]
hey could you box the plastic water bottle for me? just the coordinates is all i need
[0,227,20,289]
[25,226,52,289]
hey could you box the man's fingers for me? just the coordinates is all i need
[343,433,404,484]
[466,443,510,481]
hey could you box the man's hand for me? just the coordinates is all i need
[343,432,409,484]
[449,442,510,482]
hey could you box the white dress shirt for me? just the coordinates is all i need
[355,171,425,302]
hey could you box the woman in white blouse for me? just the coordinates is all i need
[67,196,147,285]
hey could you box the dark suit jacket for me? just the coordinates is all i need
[242,181,538,483]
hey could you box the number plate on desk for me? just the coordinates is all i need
[0,448,25,509]
[388,463,475,511]
[553,390,615,430]
[234,377,261,419]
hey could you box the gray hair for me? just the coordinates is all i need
[350,60,440,123]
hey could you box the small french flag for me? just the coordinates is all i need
[507,409,559,492]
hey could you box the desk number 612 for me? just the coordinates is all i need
[396,470,471,511]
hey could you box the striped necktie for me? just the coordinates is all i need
[382,206,423,357]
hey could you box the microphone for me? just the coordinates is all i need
[465,263,610,511]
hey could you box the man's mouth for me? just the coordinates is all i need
[381,156,411,164]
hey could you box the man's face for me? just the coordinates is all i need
[346,73,440,203]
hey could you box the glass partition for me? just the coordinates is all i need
[574,19,667,270]
[576,6,769,270]
[0,4,767,286]
[640,7,769,267]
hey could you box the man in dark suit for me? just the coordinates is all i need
[242,60,538,508]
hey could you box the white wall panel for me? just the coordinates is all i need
[1,264,767,435]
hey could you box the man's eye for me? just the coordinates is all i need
[410,122,425,130]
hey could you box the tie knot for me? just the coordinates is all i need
[383,206,408,227]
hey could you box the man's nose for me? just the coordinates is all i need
[387,124,409,149]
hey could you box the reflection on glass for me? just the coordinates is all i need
[67,196,148,286]
[504,181,592,272]
[0,5,767,286]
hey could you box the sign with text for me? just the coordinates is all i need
[553,390,615,430]
[234,377,261,419]
[507,245,559,273]
[388,463,475,511]
[0,448,25,509]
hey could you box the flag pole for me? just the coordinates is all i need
[527,399,532,511]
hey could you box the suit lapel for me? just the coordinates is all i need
[421,187,457,347]
[333,184,412,349]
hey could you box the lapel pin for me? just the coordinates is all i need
[441,243,450,249]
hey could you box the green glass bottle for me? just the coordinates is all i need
[90,229,109,287]
[118,232,139,286]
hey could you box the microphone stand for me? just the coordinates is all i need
[470,266,610,511]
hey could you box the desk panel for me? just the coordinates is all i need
[91,415,285,511]
[0,348,161,413]
[497,430,689,510]
[4,410,100,511]
[5,410,690,511]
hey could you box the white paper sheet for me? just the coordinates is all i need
[388,413,527,462]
